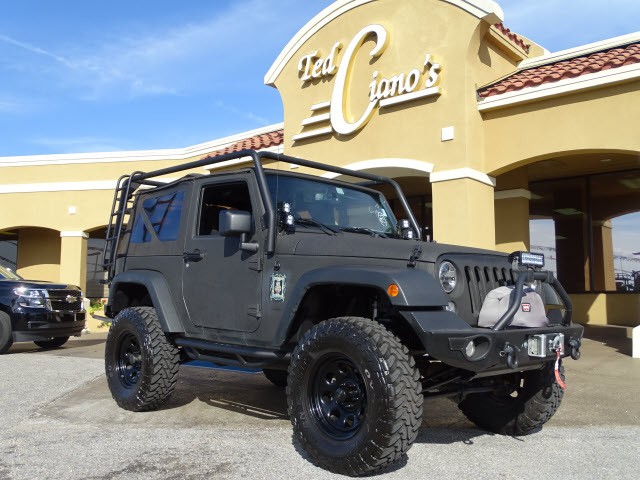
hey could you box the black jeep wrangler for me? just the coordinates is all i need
[103,150,583,476]
[0,264,86,354]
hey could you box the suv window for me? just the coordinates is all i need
[131,190,185,243]
[198,182,252,235]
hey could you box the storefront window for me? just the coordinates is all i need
[530,169,640,293]
[0,233,18,271]
[612,212,640,292]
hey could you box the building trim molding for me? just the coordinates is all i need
[478,62,640,112]
[440,0,503,23]
[0,123,284,169]
[494,189,532,200]
[0,180,117,194]
[430,168,496,186]
[60,231,89,239]
[264,0,503,86]
[0,177,182,194]
[320,158,435,179]
[519,31,640,70]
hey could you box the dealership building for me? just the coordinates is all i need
[0,0,639,327]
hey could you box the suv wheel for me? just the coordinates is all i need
[458,361,564,435]
[105,307,179,411]
[263,368,288,387]
[0,312,13,354]
[34,336,70,349]
[287,317,423,476]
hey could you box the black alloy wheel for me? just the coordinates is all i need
[309,354,366,439]
[115,332,142,387]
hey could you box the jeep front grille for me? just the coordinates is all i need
[47,290,84,312]
[440,254,514,326]
[464,265,515,316]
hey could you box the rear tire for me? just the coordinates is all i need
[34,336,70,349]
[287,317,423,476]
[0,312,13,354]
[105,307,179,412]
[458,362,564,435]
[263,368,288,387]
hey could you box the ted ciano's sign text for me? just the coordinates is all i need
[293,24,442,142]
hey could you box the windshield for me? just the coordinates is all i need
[0,264,21,280]
[267,174,398,236]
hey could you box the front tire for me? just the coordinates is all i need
[0,312,13,354]
[105,307,179,412]
[287,317,423,476]
[458,362,564,435]
[34,336,70,349]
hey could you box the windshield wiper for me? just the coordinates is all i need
[339,226,388,238]
[295,218,339,235]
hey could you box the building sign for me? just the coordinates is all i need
[293,24,442,141]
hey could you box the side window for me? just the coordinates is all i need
[198,182,252,236]
[131,191,185,243]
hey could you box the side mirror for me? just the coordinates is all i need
[219,210,252,237]
[219,210,259,253]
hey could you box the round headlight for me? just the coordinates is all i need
[439,261,457,293]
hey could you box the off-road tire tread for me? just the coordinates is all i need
[105,306,179,412]
[287,317,423,476]
[458,362,564,435]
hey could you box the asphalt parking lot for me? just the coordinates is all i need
[1,327,639,480]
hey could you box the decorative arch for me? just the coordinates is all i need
[488,149,640,177]
[264,0,503,85]
[320,157,434,179]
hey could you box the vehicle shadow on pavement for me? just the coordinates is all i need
[290,435,410,475]
[582,325,632,356]
[155,365,290,421]
[415,427,489,445]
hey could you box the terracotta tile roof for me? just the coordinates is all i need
[201,128,284,160]
[493,23,530,53]
[479,42,640,98]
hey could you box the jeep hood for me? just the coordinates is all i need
[291,235,507,263]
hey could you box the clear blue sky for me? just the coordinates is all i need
[1,0,639,157]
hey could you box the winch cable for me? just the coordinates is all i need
[553,337,567,390]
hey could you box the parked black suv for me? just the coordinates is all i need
[0,264,86,354]
[103,150,583,476]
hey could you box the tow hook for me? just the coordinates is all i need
[569,339,581,360]
[500,343,520,369]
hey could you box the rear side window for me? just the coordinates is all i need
[131,191,185,243]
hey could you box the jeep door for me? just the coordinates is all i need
[181,175,263,335]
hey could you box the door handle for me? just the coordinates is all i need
[183,250,205,262]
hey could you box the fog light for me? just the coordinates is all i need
[445,301,457,313]
[465,340,476,358]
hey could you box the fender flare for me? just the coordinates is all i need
[277,265,449,341]
[108,270,184,333]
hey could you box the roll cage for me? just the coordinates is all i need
[102,149,421,284]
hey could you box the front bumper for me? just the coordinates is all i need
[11,310,86,342]
[402,310,583,374]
